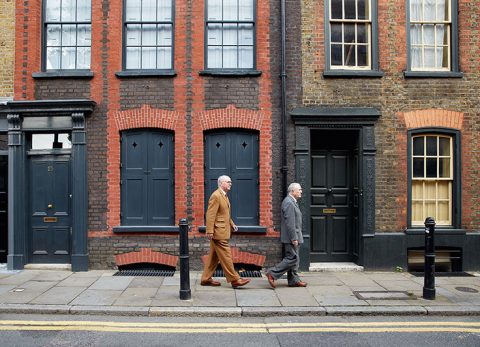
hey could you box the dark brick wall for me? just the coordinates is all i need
[88,235,282,270]
[34,79,90,100]
[119,79,175,110]
[204,77,259,110]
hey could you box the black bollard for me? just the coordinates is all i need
[179,218,191,300]
[423,217,436,300]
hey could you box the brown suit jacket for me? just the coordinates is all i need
[205,188,235,240]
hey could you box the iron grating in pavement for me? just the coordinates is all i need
[213,269,263,278]
[113,269,175,277]
[455,286,479,293]
[353,291,417,300]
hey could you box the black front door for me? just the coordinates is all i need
[0,156,7,263]
[204,130,259,226]
[29,155,71,263]
[310,131,358,262]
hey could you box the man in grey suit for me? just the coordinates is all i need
[265,183,307,288]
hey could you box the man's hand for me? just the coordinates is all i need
[232,223,238,232]
[206,233,213,240]
[292,240,299,247]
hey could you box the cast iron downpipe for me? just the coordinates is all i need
[280,0,287,198]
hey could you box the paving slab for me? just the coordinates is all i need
[113,287,158,307]
[89,276,133,290]
[275,287,319,307]
[30,286,86,305]
[31,271,72,282]
[13,280,58,292]
[314,295,368,306]
[0,290,44,304]
[69,289,123,306]
[0,271,41,285]
[326,305,428,316]
[0,284,15,295]
[0,303,71,315]
[151,287,194,307]
[56,276,99,287]
[235,289,282,307]
[193,289,237,307]
[127,277,165,288]
[70,305,150,316]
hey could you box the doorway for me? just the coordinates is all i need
[310,130,359,262]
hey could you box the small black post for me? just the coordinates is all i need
[423,217,436,300]
[179,218,191,300]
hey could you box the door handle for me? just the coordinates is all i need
[47,204,53,209]
[327,188,332,193]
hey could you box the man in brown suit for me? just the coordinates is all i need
[200,175,250,288]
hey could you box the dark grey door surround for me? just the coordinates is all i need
[0,100,95,271]
[291,107,380,270]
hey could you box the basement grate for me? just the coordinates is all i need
[113,269,175,277]
[455,286,479,293]
[213,269,263,278]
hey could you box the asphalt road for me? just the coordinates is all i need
[0,314,479,347]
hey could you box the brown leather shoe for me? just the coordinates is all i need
[231,278,251,288]
[266,273,275,288]
[288,281,307,287]
[200,278,221,286]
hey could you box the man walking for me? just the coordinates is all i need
[200,175,251,288]
[265,183,307,288]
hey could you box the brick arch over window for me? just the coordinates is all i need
[113,104,180,131]
[401,109,463,130]
[198,104,264,131]
[115,248,178,268]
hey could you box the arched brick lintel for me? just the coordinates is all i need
[201,247,266,268]
[113,105,181,131]
[115,248,178,268]
[402,109,464,130]
[198,104,264,131]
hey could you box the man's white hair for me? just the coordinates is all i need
[218,175,231,187]
[287,182,301,193]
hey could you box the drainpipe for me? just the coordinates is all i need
[280,0,287,198]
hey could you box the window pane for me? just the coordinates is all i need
[61,47,76,69]
[413,158,424,177]
[223,24,238,45]
[77,1,91,21]
[437,181,450,199]
[239,0,254,20]
[142,0,157,21]
[344,24,355,43]
[331,0,342,19]
[357,24,367,43]
[413,137,424,155]
[157,25,172,46]
[208,0,222,20]
[344,45,355,65]
[239,24,253,45]
[142,47,156,68]
[438,201,449,222]
[410,24,422,45]
[426,136,437,156]
[425,182,436,199]
[47,47,61,69]
[208,24,222,45]
[158,0,172,21]
[224,0,238,21]
[331,24,342,43]
[142,25,157,46]
[424,0,436,21]
[207,46,222,68]
[61,0,75,22]
[76,47,90,69]
[344,0,356,19]
[439,158,450,178]
[126,0,141,21]
[426,158,437,177]
[239,46,253,68]
[46,25,61,46]
[62,25,77,46]
[46,0,61,22]
[412,181,423,199]
[126,24,141,46]
[411,46,422,69]
[331,44,342,65]
[223,46,238,68]
[358,45,368,66]
[425,201,436,218]
[439,137,450,156]
[412,201,423,223]
[424,24,435,45]
[358,0,369,20]
[157,47,172,69]
[77,25,91,46]
[410,0,422,21]
[438,0,449,21]
[126,47,141,69]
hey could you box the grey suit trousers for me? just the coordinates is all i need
[266,243,300,285]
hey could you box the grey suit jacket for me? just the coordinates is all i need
[280,195,303,244]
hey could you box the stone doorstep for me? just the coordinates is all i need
[309,263,364,272]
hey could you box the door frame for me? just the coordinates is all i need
[291,107,380,270]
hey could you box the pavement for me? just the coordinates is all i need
[0,265,479,317]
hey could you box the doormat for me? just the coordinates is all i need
[409,271,475,277]
[353,291,416,300]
